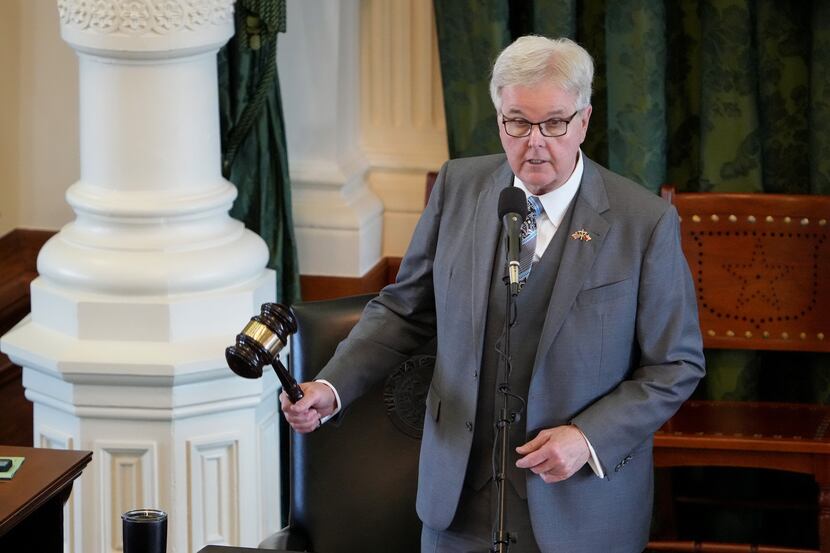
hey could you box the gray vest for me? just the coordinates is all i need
[465,199,576,499]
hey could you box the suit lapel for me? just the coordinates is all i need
[471,161,512,371]
[534,158,611,367]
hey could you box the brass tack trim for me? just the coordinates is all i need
[726,330,735,337]
[820,219,827,226]
[781,332,789,339]
[762,331,770,338]
[801,217,809,226]
[747,215,756,223]
[707,330,716,337]
[765,215,774,223]
[820,333,826,340]
[784,216,792,224]
[692,215,701,223]
[801,332,808,339]
[711,214,719,222]
[745,331,753,338]
[728,214,737,222]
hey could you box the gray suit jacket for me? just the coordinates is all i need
[318,154,705,552]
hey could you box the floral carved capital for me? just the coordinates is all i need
[57,0,234,36]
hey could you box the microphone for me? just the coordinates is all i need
[498,187,528,296]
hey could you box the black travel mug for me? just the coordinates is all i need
[122,509,167,553]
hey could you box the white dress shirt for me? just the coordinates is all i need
[513,149,584,263]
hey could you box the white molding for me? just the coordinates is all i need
[57,0,235,35]
[257,410,281,540]
[38,425,75,450]
[25,387,264,420]
[19,360,275,422]
[58,0,235,59]
[187,433,240,550]
[289,157,369,193]
[290,181,382,231]
[96,441,159,553]
[36,428,79,553]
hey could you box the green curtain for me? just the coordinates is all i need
[218,0,300,305]
[434,0,829,547]
[434,0,830,196]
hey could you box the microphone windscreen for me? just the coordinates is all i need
[498,186,528,220]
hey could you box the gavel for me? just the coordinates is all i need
[225,303,304,403]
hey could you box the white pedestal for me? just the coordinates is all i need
[1,2,282,551]
[279,0,383,277]
[360,0,450,257]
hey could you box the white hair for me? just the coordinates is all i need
[489,35,594,113]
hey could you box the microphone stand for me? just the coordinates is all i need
[493,271,519,553]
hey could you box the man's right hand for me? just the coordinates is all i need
[280,381,338,434]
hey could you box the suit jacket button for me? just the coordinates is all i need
[473,370,478,378]
[465,421,473,432]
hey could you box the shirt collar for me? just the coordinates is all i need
[513,149,583,229]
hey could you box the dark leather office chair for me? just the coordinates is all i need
[647,186,830,553]
[258,294,434,553]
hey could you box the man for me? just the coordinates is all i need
[282,36,705,553]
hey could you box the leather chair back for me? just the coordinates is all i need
[284,294,432,553]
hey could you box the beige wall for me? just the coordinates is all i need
[0,0,21,236]
[1,0,78,237]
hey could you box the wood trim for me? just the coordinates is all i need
[0,360,32,447]
[300,256,403,302]
[0,229,52,330]
[385,257,402,285]
[0,229,50,447]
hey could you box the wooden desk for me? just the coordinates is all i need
[0,446,92,552]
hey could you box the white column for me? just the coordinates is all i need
[1,2,282,552]
[278,0,383,276]
[361,0,449,256]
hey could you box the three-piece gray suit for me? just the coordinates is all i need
[317,153,705,552]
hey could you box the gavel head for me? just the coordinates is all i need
[225,303,298,379]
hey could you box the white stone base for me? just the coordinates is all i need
[292,181,383,276]
[2,270,282,553]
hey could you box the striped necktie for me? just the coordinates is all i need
[518,195,543,289]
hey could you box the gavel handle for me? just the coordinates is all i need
[271,358,304,403]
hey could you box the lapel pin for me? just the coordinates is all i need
[570,229,592,242]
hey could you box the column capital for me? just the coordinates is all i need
[57,0,235,59]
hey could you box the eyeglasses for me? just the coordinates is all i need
[501,110,580,138]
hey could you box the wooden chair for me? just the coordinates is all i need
[647,186,830,553]
[425,171,438,206]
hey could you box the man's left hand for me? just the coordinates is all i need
[515,425,590,483]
